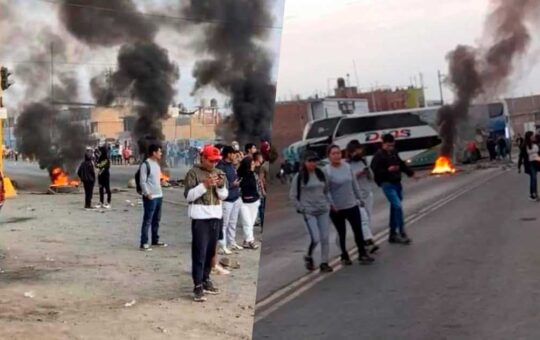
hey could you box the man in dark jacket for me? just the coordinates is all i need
[370,134,416,244]
[216,146,243,253]
[77,150,96,210]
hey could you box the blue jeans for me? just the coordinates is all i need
[140,197,162,246]
[381,183,404,235]
[258,196,266,228]
[529,163,538,197]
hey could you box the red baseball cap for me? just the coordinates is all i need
[201,145,222,161]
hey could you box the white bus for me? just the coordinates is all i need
[297,101,512,166]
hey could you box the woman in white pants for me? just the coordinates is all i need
[238,156,261,249]
[290,150,334,273]
[347,140,379,254]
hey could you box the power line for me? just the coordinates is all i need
[0,60,190,68]
[33,0,283,31]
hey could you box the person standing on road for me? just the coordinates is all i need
[216,146,244,254]
[290,150,334,273]
[184,145,229,302]
[487,137,497,161]
[78,150,96,210]
[522,131,540,201]
[139,144,167,251]
[237,156,261,250]
[253,151,268,229]
[371,134,416,245]
[518,133,529,174]
[96,146,112,209]
[346,140,379,254]
[324,145,375,266]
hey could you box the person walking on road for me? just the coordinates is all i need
[522,131,540,201]
[139,144,167,251]
[216,146,244,254]
[290,150,334,273]
[346,140,379,254]
[324,145,375,266]
[371,134,416,245]
[237,156,261,250]
[96,146,112,209]
[77,150,96,210]
[184,145,229,302]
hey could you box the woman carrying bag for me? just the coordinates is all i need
[290,150,333,273]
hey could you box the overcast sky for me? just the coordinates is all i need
[274,0,540,103]
[1,0,285,112]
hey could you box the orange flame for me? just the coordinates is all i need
[160,172,170,183]
[50,167,80,187]
[432,156,456,175]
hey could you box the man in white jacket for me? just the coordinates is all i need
[184,145,229,302]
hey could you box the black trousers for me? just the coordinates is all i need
[191,219,220,287]
[330,206,367,259]
[83,180,94,208]
[98,175,111,204]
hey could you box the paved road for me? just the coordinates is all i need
[256,162,511,302]
[4,161,189,191]
[253,168,540,339]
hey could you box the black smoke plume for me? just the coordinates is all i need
[437,0,540,157]
[58,1,179,158]
[110,42,179,155]
[13,27,88,177]
[58,0,157,46]
[184,0,277,144]
[15,102,89,176]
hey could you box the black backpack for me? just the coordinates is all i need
[134,160,150,195]
[297,168,326,201]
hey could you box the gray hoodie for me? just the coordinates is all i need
[289,170,332,216]
[324,161,362,211]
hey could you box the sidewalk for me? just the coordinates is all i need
[0,190,261,340]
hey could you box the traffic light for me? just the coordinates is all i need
[1,67,13,91]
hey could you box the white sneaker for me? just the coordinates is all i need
[103,204,111,209]
[219,246,233,255]
[212,264,230,275]
[95,203,102,209]
[230,243,244,250]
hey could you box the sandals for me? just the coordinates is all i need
[243,241,259,250]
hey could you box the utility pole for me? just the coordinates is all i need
[419,72,425,107]
[0,65,16,197]
[50,42,54,104]
[438,70,444,105]
[353,60,360,88]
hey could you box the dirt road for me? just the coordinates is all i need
[0,188,260,340]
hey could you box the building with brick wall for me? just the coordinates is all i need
[506,95,540,136]
[333,83,425,112]
[272,100,310,157]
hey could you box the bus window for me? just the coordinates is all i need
[336,113,427,137]
[306,117,341,139]
[488,103,504,118]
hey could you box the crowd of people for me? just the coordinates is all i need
[136,140,270,302]
[164,142,205,168]
[290,134,417,273]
